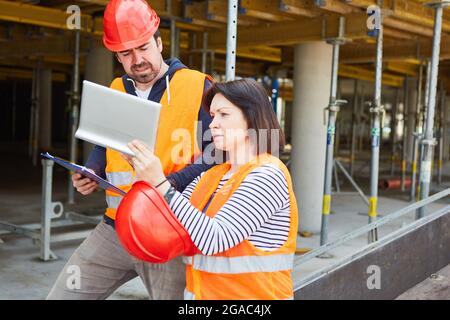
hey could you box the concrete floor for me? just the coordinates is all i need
[1,143,449,299]
[396,264,450,300]
[0,143,148,300]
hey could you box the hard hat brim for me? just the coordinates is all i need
[103,32,154,52]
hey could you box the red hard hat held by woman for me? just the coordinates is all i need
[103,0,160,52]
[115,181,199,263]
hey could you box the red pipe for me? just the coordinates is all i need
[379,179,412,190]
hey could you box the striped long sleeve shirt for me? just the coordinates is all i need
[169,164,291,255]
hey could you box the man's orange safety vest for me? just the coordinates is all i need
[105,68,208,220]
[183,153,298,300]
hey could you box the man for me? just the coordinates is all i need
[47,0,213,299]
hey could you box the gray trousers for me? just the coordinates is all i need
[46,220,185,300]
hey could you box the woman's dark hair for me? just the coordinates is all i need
[203,78,285,155]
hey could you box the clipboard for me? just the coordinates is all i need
[41,152,126,196]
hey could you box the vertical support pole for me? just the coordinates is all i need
[422,60,432,132]
[333,160,341,193]
[271,78,280,113]
[367,3,384,243]
[350,79,359,177]
[320,17,346,247]
[401,77,409,191]
[188,32,196,67]
[210,48,215,75]
[170,19,176,59]
[410,62,424,201]
[32,66,41,167]
[416,60,432,202]
[358,84,365,152]
[417,2,447,219]
[41,159,57,261]
[390,88,399,176]
[175,27,180,58]
[189,31,198,68]
[437,82,445,185]
[68,30,81,204]
[167,0,177,60]
[202,32,208,73]
[12,80,16,140]
[29,72,37,158]
[410,133,420,200]
[226,0,238,81]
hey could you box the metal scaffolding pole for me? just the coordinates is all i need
[68,30,81,204]
[32,66,41,167]
[358,84,365,152]
[410,132,420,200]
[167,0,178,59]
[226,0,238,81]
[410,62,424,201]
[170,19,176,59]
[423,60,432,132]
[12,80,16,140]
[390,88,400,176]
[202,32,208,73]
[416,60,431,203]
[41,159,59,261]
[401,77,409,191]
[367,5,385,243]
[175,27,180,58]
[29,68,38,158]
[320,17,347,246]
[437,81,446,184]
[417,1,449,219]
[210,47,216,75]
[350,79,359,177]
[188,32,196,67]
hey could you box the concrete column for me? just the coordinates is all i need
[290,42,332,233]
[39,69,52,150]
[406,78,418,162]
[83,44,114,162]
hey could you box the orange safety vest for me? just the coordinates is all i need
[105,68,208,220]
[184,153,298,300]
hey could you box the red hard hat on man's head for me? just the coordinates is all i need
[103,0,160,52]
[115,181,199,263]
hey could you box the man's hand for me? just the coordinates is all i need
[72,169,99,195]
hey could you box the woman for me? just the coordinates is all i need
[126,78,298,300]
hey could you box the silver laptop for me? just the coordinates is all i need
[75,80,161,155]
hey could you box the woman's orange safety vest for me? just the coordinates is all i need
[105,68,208,220]
[184,153,298,300]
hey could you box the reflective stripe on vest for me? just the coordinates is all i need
[182,256,192,265]
[192,254,294,274]
[106,171,133,186]
[183,289,293,300]
[106,195,123,209]
[184,289,195,300]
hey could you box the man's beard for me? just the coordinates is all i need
[129,60,161,84]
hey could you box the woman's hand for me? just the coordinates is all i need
[126,140,166,187]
